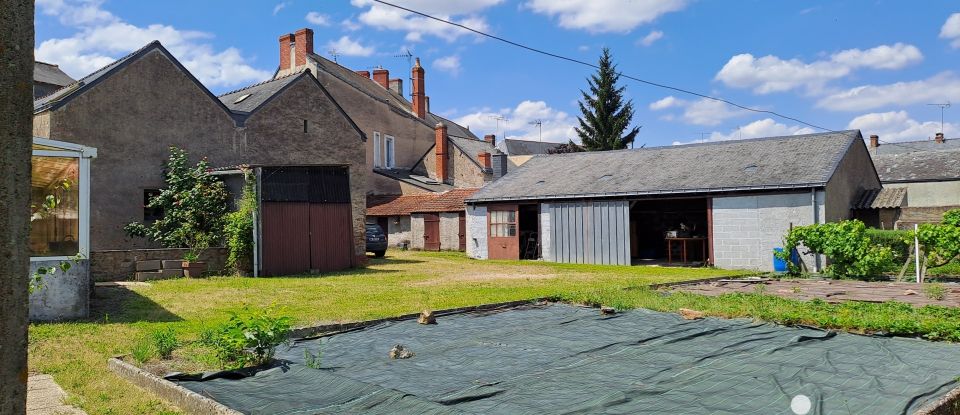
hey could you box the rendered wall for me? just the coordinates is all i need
[887,181,960,208]
[386,215,412,247]
[824,139,881,222]
[29,259,89,321]
[439,212,461,250]
[540,203,552,261]
[712,191,825,271]
[410,214,425,250]
[466,205,488,259]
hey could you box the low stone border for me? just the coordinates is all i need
[106,357,241,415]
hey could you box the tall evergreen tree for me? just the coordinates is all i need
[575,48,640,151]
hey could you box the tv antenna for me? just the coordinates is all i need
[488,115,508,140]
[393,48,414,98]
[529,119,543,143]
[328,49,341,63]
[927,102,951,134]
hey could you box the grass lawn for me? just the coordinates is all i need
[29,250,742,415]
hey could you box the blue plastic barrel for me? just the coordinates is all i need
[773,248,788,272]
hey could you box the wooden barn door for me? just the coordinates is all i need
[423,213,441,251]
[259,166,353,275]
[458,212,466,251]
[488,205,519,260]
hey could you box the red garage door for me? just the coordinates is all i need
[259,166,353,276]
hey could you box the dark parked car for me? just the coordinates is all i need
[365,223,388,257]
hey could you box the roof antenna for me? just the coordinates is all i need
[529,119,543,143]
[927,102,951,134]
[393,48,413,98]
[489,115,508,141]
[328,49,341,64]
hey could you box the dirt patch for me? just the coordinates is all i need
[409,273,559,286]
[675,278,960,307]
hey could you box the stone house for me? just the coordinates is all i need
[273,28,498,197]
[860,133,960,228]
[466,130,880,272]
[33,41,367,278]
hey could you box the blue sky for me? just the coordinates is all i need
[35,0,960,147]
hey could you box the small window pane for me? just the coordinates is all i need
[30,156,80,256]
[507,224,517,237]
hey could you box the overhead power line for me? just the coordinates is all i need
[370,0,838,134]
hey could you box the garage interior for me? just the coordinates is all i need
[518,204,540,260]
[629,198,709,265]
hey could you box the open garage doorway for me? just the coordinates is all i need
[629,198,710,266]
[518,204,540,260]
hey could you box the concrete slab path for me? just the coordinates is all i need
[27,374,86,415]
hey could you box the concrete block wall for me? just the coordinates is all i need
[410,214,425,250]
[466,205,488,259]
[540,203,551,261]
[712,191,824,271]
[439,212,461,250]
[90,247,228,281]
[386,215,411,247]
[29,259,90,321]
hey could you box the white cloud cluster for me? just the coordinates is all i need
[816,72,960,112]
[432,55,461,76]
[638,30,664,47]
[272,1,290,16]
[715,43,923,94]
[941,13,960,48]
[525,0,686,33]
[325,36,375,57]
[673,118,815,145]
[847,111,957,142]
[350,0,502,42]
[455,100,577,143]
[648,96,747,126]
[305,12,332,26]
[35,0,271,88]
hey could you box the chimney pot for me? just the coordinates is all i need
[435,123,448,183]
[355,70,370,78]
[293,28,314,67]
[484,134,496,146]
[869,134,879,148]
[935,132,945,144]
[412,57,426,119]
[372,68,389,89]
[388,78,403,96]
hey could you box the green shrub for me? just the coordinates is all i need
[201,307,292,370]
[778,220,894,280]
[131,338,154,364]
[151,327,179,359]
[925,283,947,301]
[916,209,960,269]
[224,171,255,274]
[866,229,912,264]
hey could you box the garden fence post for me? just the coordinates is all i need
[914,224,921,284]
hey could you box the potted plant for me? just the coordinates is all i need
[181,233,209,278]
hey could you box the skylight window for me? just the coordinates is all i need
[233,93,252,104]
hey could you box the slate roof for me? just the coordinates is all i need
[306,53,478,139]
[448,134,499,168]
[468,130,863,203]
[497,138,563,156]
[218,71,305,114]
[852,187,906,209]
[367,188,478,216]
[870,138,960,155]
[872,149,960,183]
[34,62,75,87]
[373,168,454,192]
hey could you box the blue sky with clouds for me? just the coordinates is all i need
[35,0,960,146]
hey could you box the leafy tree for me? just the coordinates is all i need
[916,209,960,269]
[575,47,640,151]
[547,141,585,154]
[125,147,229,251]
[778,220,894,279]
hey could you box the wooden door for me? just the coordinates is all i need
[310,203,353,272]
[423,213,441,251]
[487,205,519,260]
[458,212,466,251]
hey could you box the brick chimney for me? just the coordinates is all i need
[478,152,492,170]
[373,68,389,89]
[293,28,313,67]
[869,134,879,148]
[355,70,370,78]
[484,134,496,146]
[935,132,945,144]
[412,58,426,119]
[435,123,448,182]
[279,33,295,70]
[389,78,403,96]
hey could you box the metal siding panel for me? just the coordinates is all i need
[583,202,593,264]
[310,203,353,272]
[563,204,571,263]
[618,201,629,265]
[602,202,611,265]
[575,203,583,264]
[261,202,311,275]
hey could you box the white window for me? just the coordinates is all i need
[373,132,382,168]
[385,135,395,168]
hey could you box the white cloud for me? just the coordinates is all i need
[941,13,960,48]
[674,118,816,145]
[35,0,270,88]
[648,95,747,126]
[305,12,331,26]
[341,18,362,31]
[816,72,960,112]
[350,0,502,42]
[637,30,664,47]
[847,111,957,142]
[454,100,577,143]
[432,55,461,76]
[325,36,375,57]
[525,0,686,33]
[272,1,290,15]
[715,43,923,94]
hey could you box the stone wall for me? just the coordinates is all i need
[897,206,960,229]
[824,139,882,222]
[712,191,825,271]
[466,205,488,259]
[29,259,89,321]
[418,143,489,187]
[91,247,228,282]
[385,215,412,247]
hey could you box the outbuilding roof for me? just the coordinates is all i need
[468,130,863,203]
[34,62,75,87]
[852,187,906,209]
[872,148,960,183]
[497,138,563,156]
[366,188,478,216]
